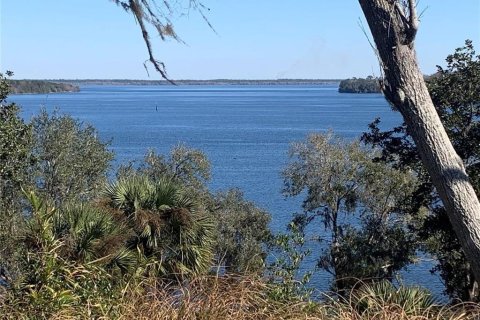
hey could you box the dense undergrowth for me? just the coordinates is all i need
[2,274,480,319]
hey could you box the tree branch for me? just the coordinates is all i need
[112,0,212,82]
[406,0,419,44]
[129,0,174,83]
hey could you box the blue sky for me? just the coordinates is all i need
[1,0,479,80]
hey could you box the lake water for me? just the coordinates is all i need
[10,85,445,298]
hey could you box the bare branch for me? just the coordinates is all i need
[129,0,174,83]
[358,18,384,79]
[111,0,212,82]
[406,0,419,43]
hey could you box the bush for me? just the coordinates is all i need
[209,189,271,274]
[31,109,113,204]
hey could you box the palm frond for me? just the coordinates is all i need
[351,280,437,316]
[103,175,215,277]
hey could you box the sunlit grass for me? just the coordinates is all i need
[2,275,479,319]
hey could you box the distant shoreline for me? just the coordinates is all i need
[8,80,80,94]
[23,79,342,86]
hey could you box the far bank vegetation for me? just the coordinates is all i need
[7,79,79,94]
[338,76,381,93]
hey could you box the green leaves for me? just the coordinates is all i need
[104,175,215,277]
[0,74,33,208]
[338,77,381,93]
[31,109,114,204]
[209,189,271,274]
[283,132,417,291]
[350,281,436,316]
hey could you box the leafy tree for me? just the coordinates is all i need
[31,109,113,204]
[267,222,313,302]
[358,0,480,288]
[0,72,33,211]
[428,40,480,190]
[0,72,33,278]
[208,189,271,274]
[118,146,211,200]
[283,132,417,291]
[1,74,116,282]
[142,146,210,192]
[362,40,480,300]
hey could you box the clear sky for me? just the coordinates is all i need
[1,0,479,80]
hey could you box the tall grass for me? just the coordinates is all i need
[2,275,479,319]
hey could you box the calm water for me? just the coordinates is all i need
[10,85,445,298]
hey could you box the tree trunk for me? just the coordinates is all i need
[358,0,480,285]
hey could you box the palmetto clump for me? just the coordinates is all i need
[104,175,215,277]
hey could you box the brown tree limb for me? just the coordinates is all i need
[129,0,174,83]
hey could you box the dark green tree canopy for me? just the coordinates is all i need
[338,77,381,93]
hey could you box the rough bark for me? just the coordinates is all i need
[358,0,480,284]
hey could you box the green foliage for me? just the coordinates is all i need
[22,191,135,273]
[332,220,415,288]
[428,39,480,191]
[118,147,272,275]
[118,146,211,197]
[267,222,313,302]
[362,40,480,301]
[209,189,271,274]
[52,203,136,273]
[0,70,13,101]
[104,175,215,277]
[0,71,33,278]
[350,280,436,317]
[7,80,79,94]
[0,72,33,208]
[283,132,417,291]
[419,208,477,302]
[31,109,114,204]
[143,146,211,191]
[338,76,381,93]
[9,191,127,318]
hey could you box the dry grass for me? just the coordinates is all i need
[2,275,480,319]
[112,276,325,320]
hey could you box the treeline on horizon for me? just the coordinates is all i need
[338,73,442,94]
[7,78,385,94]
[7,79,79,94]
[56,78,341,86]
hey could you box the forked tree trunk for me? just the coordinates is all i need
[358,0,480,284]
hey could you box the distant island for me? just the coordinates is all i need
[338,77,381,93]
[8,80,80,94]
